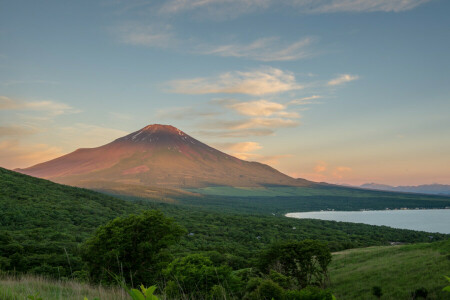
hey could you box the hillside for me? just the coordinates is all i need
[329,240,450,299]
[16,124,311,189]
[2,167,448,279]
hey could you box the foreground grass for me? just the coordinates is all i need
[329,241,450,299]
[0,274,127,300]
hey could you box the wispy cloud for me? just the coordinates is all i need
[327,74,359,86]
[157,0,430,17]
[302,0,431,13]
[212,117,299,130]
[114,23,173,47]
[168,67,302,95]
[156,106,220,119]
[0,96,81,116]
[199,37,315,61]
[224,99,301,118]
[214,141,262,153]
[289,95,322,105]
[196,128,274,138]
[0,125,40,137]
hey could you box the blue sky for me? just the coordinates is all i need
[1,0,449,185]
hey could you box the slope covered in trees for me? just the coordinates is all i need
[1,167,448,281]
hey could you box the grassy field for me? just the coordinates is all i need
[329,241,450,299]
[0,274,127,300]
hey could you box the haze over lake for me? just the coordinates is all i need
[286,209,450,234]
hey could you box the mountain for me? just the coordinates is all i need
[17,124,311,190]
[360,183,450,195]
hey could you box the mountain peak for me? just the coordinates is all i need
[117,124,189,144]
[141,124,184,134]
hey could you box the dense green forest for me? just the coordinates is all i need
[1,167,450,298]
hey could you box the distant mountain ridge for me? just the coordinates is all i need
[359,183,450,195]
[16,124,312,189]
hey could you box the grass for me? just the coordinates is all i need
[0,274,127,300]
[329,241,450,299]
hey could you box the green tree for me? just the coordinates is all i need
[259,240,332,288]
[82,210,185,284]
[163,254,237,298]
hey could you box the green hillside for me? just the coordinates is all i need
[329,240,450,299]
[1,167,449,280]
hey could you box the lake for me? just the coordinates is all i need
[286,209,450,234]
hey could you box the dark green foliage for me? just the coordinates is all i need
[162,254,237,298]
[0,167,136,278]
[243,278,285,300]
[259,240,332,288]
[372,286,382,298]
[284,286,334,300]
[82,210,185,284]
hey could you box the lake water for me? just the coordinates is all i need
[286,209,450,234]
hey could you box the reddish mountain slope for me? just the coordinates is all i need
[17,124,311,188]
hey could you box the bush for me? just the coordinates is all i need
[243,279,284,300]
[163,254,238,298]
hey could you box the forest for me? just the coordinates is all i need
[1,167,450,299]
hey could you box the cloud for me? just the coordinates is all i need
[158,0,430,17]
[227,99,285,117]
[156,107,220,119]
[327,74,359,86]
[224,99,301,119]
[0,125,40,137]
[0,140,64,169]
[215,117,300,130]
[214,141,262,153]
[289,95,322,105]
[199,37,315,61]
[301,0,431,13]
[196,128,274,138]
[168,67,302,96]
[159,0,271,16]
[0,96,80,116]
[114,24,173,47]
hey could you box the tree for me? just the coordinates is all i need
[163,254,238,298]
[82,210,185,284]
[259,240,332,288]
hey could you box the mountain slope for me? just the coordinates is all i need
[17,124,311,189]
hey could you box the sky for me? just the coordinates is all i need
[0,0,449,186]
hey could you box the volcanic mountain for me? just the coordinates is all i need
[17,124,311,190]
